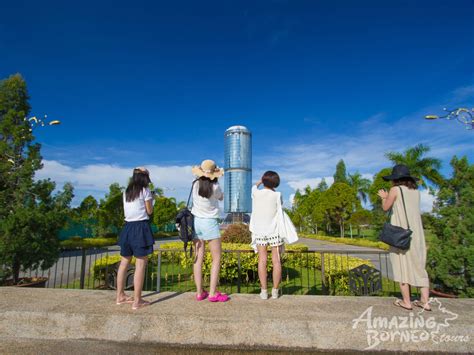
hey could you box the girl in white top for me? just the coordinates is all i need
[116,167,154,310]
[190,160,229,302]
[249,171,284,300]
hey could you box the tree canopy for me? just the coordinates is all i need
[0,74,73,283]
[427,156,474,297]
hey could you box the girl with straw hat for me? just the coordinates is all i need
[190,160,229,302]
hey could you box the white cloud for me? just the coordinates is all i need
[36,160,194,205]
[420,189,436,213]
[287,176,334,191]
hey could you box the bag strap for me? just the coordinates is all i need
[186,179,198,208]
[398,186,410,229]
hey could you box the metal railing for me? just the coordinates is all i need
[18,246,399,296]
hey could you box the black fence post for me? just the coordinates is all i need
[321,252,327,295]
[157,251,162,293]
[79,248,87,289]
[237,251,241,294]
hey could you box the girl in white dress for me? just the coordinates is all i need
[250,171,284,300]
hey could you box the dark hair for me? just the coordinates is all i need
[198,176,217,198]
[262,171,280,189]
[393,178,418,190]
[125,169,151,202]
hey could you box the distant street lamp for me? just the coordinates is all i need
[425,108,474,130]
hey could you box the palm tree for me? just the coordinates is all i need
[347,172,371,204]
[385,144,443,187]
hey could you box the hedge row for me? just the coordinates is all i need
[302,234,389,251]
[92,241,373,295]
[60,231,178,249]
[60,236,118,249]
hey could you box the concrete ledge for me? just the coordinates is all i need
[0,288,472,353]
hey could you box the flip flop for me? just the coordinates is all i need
[132,300,151,310]
[413,300,432,311]
[393,299,413,311]
[116,296,134,305]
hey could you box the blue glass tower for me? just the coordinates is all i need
[224,125,252,216]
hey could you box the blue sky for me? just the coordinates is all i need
[1,0,473,209]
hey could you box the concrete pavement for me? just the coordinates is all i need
[0,288,472,353]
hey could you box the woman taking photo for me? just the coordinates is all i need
[116,167,154,310]
[191,159,229,302]
[378,164,431,311]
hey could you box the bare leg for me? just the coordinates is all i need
[271,246,282,289]
[193,239,205,295]
[257,245,268,290]
[132,256,148,307]
[208,238,222,297]
[399,282,412,308]
[116,256,132,303]
[420,286,431,310]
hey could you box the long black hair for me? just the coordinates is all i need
[198,176,217,198]
[125,168,151,202]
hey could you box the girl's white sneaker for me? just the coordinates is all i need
[260,289,268,300]
[271,288,279,299]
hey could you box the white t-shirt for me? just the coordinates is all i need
[191,181,223,219]
[123,187,153,222]
[249,185,282,236]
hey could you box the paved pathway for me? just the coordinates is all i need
[1,288,472,353]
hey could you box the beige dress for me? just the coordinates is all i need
[389,186,430,287]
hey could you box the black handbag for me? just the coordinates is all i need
[379,187,412,250]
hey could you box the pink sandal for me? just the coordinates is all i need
[196,290,209,301]
[208,291,229,302]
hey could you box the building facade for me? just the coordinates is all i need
[224,125,252,217]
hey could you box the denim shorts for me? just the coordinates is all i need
[193,217,221,241]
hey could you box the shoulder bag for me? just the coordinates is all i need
[379,186,412,250]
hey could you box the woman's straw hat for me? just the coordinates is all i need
[192,159,224,179]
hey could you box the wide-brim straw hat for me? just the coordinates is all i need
[192,159,224,179]
[383,164,420,181]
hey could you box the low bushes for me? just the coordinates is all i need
[153,231,179,238]
[60,236,118,249]
[302,234,389,251]
[221,223,251,244]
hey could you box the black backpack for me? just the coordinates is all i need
[175,180,197,257]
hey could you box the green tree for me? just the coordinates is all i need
[97,183,124,236]
[317,178,328,192]
[367,168,392,233]
[153,196,178,228]
[333,159,348,184]
[71,195,99,237]
[324,182,358,237]
[291,186,323,234]
[385,144,443,188]
[368,168,392,208]
[0,74,74,283]
[427,156,474,297]
[347,172,371,204]
[349,209,372,237]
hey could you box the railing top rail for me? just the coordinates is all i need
[156,248,389,254]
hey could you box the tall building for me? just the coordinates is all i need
[224,125,252,222]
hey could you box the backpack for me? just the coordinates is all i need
[175,180,197,257]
